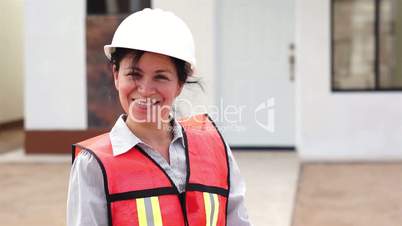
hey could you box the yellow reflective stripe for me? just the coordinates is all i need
[136,198,148,226]
[212,194,219,226]
[203,192,212,226]
[151,196,163,226]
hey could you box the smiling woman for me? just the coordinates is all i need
[67,8,252,226]
[112,51,183,125]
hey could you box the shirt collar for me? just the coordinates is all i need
[109,114,184,157]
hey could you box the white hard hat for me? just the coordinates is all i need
[104,8,196,69]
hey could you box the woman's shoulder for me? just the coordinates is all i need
[72,149,102,172]
[69,149,105,193]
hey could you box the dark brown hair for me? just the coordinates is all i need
[110,48,201,87]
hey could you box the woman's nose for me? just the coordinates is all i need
[136,79,156,95]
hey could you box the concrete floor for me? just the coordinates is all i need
[292,163,402,226]
[0,148,300,226]
[0,162,70,226]
[236,151,300,226]
[4,128,402,226]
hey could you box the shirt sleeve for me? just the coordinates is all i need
[226,143,254,226]
[67,150,108,226]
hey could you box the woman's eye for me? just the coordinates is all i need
[155,75,169,81]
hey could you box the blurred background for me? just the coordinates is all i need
[1,0,402,225]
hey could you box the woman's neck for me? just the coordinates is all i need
[125,116,173,146]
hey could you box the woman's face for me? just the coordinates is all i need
[113,51,183,124]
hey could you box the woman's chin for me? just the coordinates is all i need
[127,103,172,123]
[127,110,163,124]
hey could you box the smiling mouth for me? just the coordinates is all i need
[132,98,161,107]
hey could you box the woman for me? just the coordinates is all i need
[67,8,252,226]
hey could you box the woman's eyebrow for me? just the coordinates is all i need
[155,69,173,74]
[123,67,143,72]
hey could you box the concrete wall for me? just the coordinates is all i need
[24,0,87,130]
[0,0,24,124]
[295,0,402,161]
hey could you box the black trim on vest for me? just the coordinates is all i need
[182,127,191,226]
[206,114,231,226]
[72,144,113,226]
[71,144,76,164]
[109,187,178,202]
[135,145,180,194]
[182,127,191,186]
[187,183,229,197]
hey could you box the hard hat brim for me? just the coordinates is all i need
[104,45,115,61]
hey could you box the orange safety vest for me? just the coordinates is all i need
[72,114,230,226]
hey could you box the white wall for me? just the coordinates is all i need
[295,0,402,161]
[24,0,87,130]
[23,0,214,129]
[0,0,24,124]
[152,0,216,116]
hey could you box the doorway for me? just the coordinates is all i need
[216,0,296,148]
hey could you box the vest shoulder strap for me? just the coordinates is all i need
[72,133,111,162]
[178,113,215,132]
[179,113,230,191]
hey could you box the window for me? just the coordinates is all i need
[332,0,402,91]
[87,0,151,14]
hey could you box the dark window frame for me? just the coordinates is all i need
[331,0,402,92]
[86,0,152,15]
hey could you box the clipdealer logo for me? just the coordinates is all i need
[254,97,275,133]
[127,97,276,133]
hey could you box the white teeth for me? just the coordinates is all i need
[132,98,159,106]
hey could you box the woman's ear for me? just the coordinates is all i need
[112,65,119,90]
[175,83,184,97]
